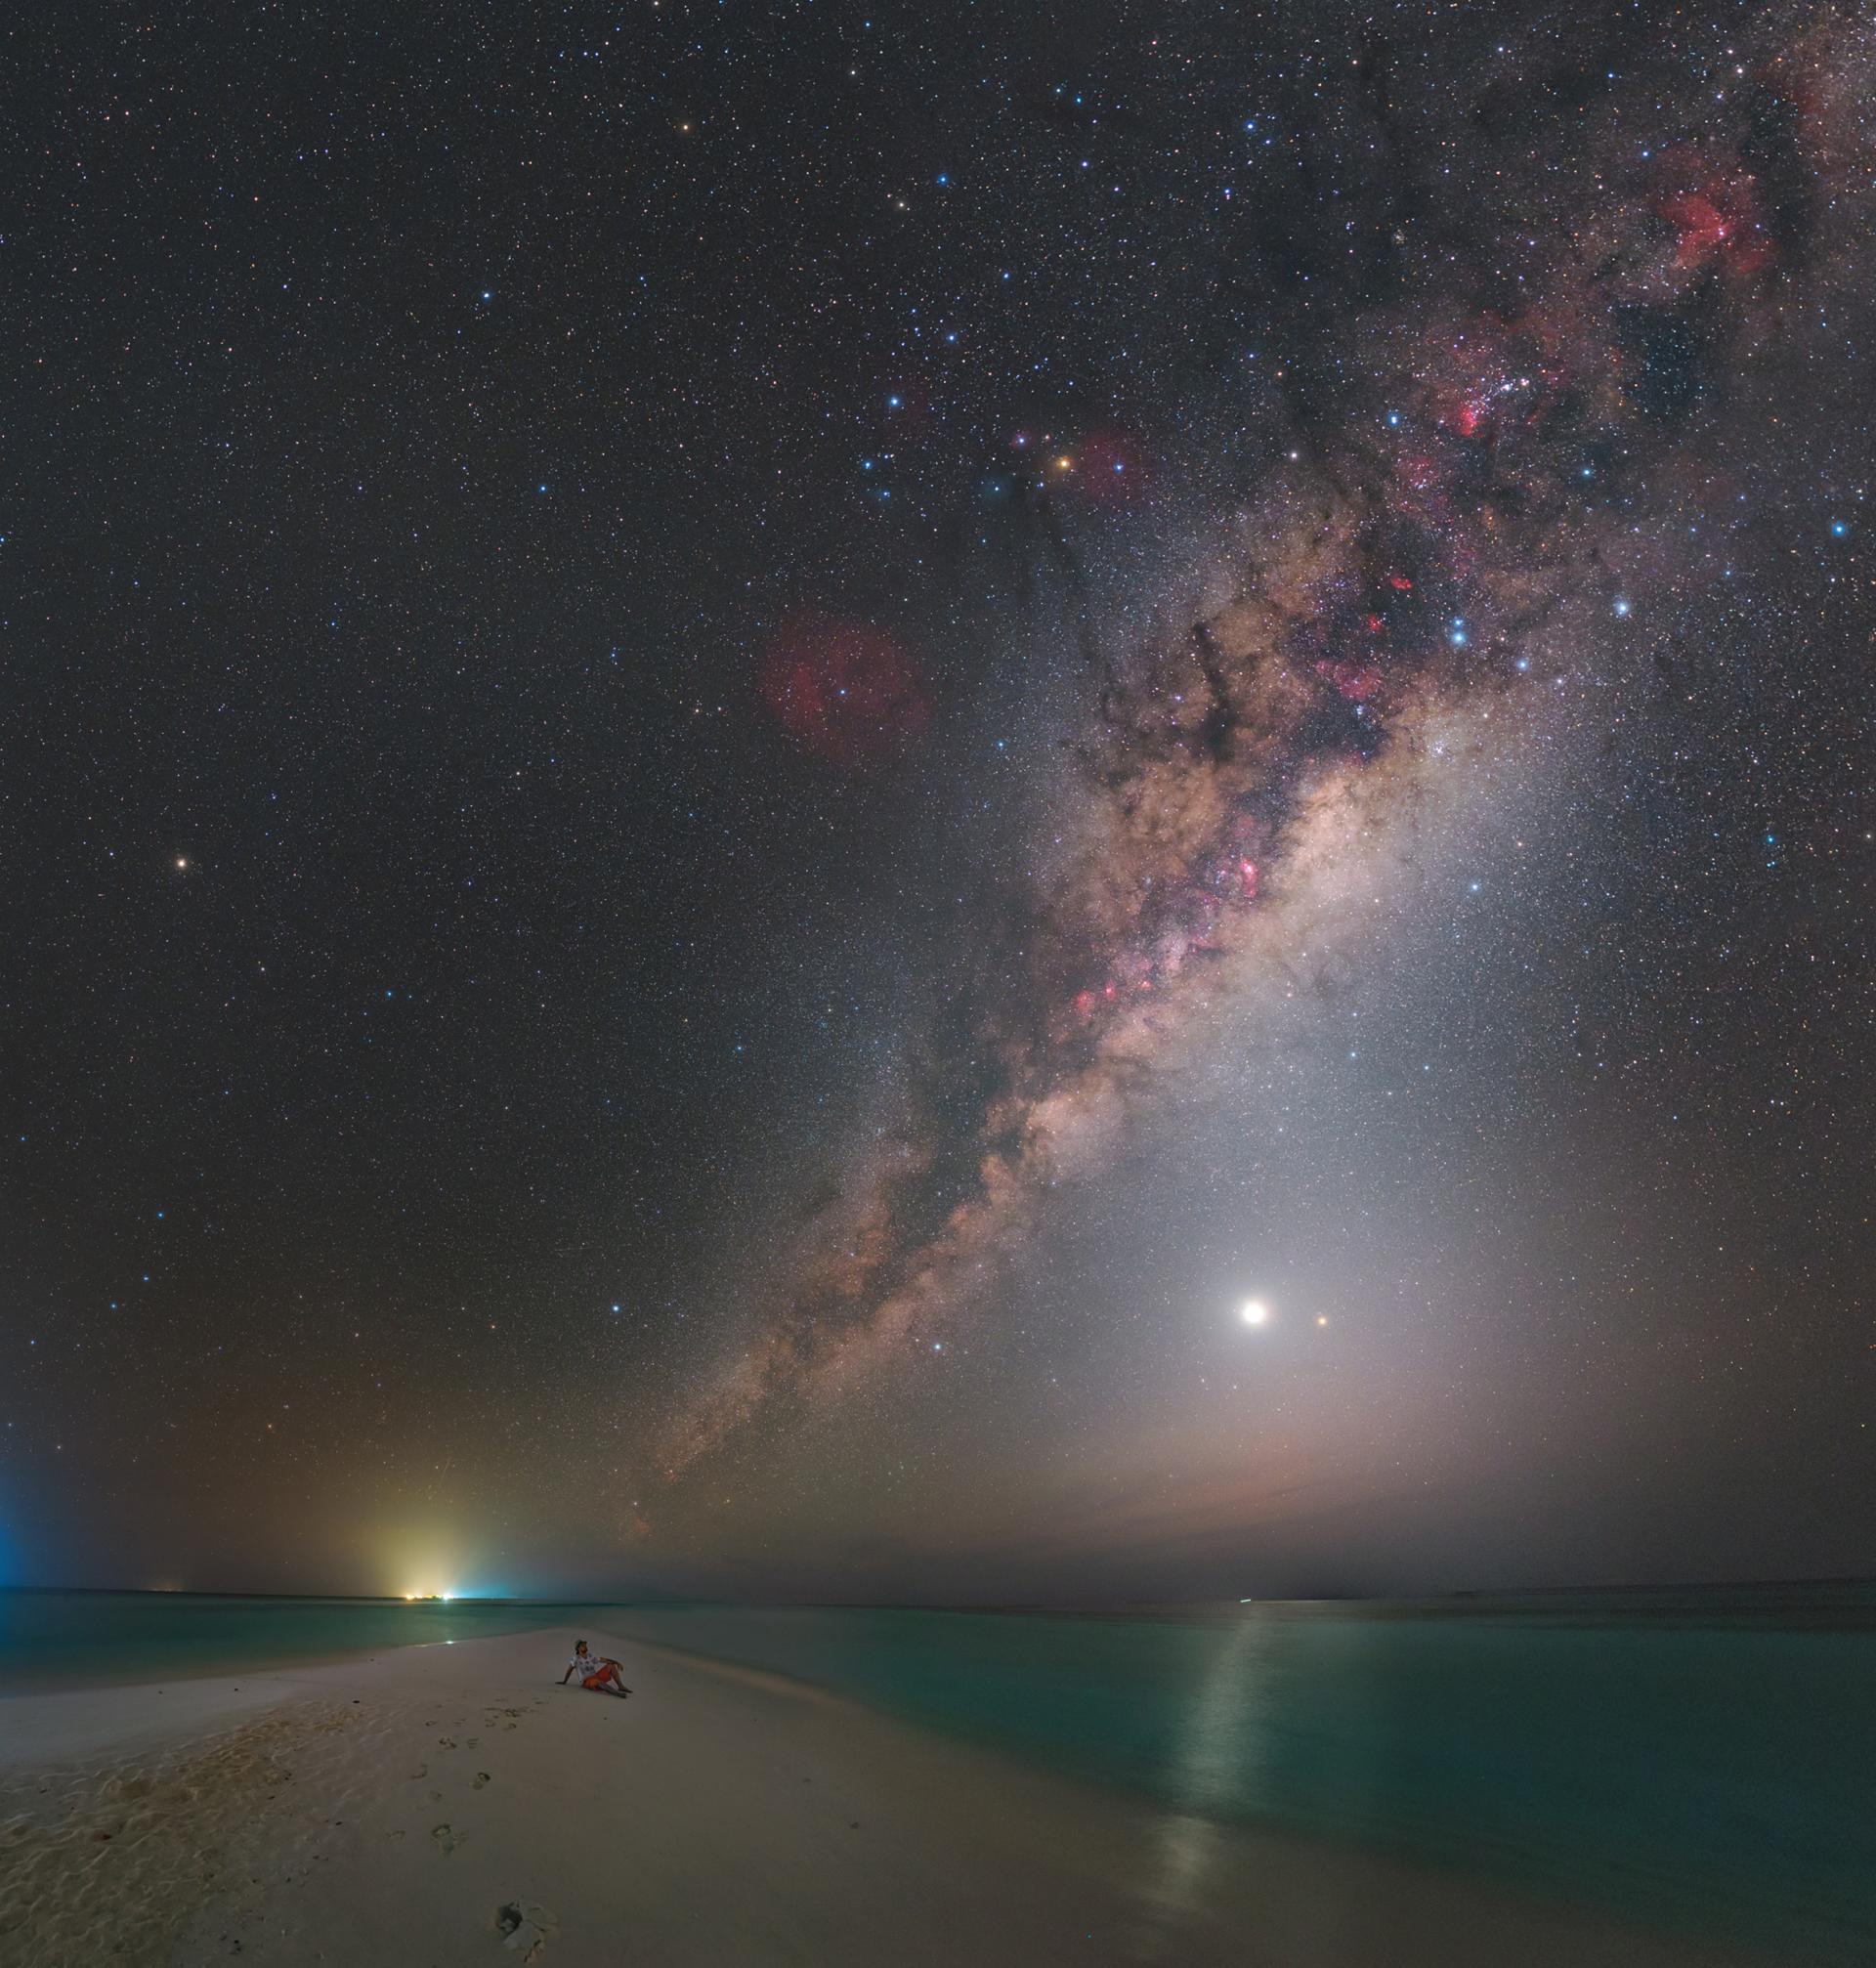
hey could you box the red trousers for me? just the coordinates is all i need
[581,1662,621,1690]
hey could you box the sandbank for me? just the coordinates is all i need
[0,1626,1782,1967]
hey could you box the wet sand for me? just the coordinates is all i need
[0,1628,1779,1967]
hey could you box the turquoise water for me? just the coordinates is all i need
[0,1590,615,1688]
[5,1585,1872,1960]
[604,1590,1876,1963]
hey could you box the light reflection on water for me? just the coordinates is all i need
[1136,1613,1270,1957]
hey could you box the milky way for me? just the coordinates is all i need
[8,0,1873,1601]
[665,8,1874,1477]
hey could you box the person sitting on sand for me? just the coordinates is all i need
[560,1639,630,1697]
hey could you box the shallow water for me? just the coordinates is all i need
[0,1588,612,1689]
[603,1587,1876,1963]
[5,1583,1872,1960]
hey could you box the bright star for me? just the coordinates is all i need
[1239,1299,1269,1327]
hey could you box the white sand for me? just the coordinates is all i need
[0,1628,1777,1968]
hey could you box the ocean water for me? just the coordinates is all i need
[5,1584,1872,1960]
[612,1588,1876,1963]
[0,1590,614,1690]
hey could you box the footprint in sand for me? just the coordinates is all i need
[408,1764,428,1780]
[438,1736,458,1749]
[432,1823,462,1855]
[428,1790,445,1804]
[495,1899,559,1959]
[473,1772,492,1790]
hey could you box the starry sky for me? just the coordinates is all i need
[3,1,1872,1604]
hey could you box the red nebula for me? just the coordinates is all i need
[1450,397,1485,437]
[1314,659,1381,703]
[1657,162,1771,276]
[1666,188,1733,258]
[758,612,930,765]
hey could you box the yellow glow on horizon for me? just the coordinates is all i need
[377,1520,468,1603]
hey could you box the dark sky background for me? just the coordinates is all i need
[2,1,1871,1602]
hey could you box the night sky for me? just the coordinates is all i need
[3,1,1871,1603]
